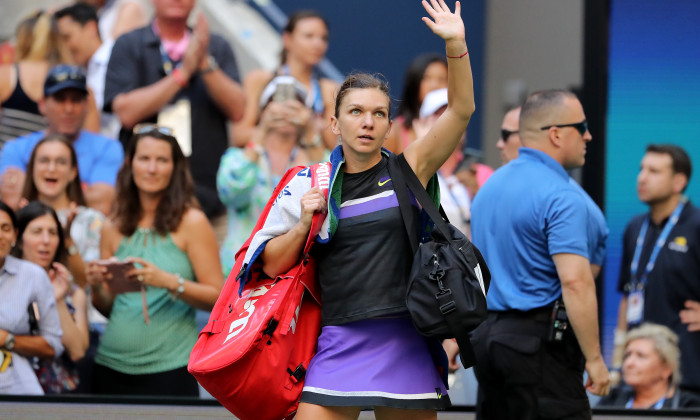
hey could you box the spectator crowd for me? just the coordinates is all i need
[0,0,697,416]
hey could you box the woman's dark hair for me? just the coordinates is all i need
[0,201,17,229]
[11,201,68,266]
[397,53,447,128]
[23,133,86,206]
[113,128,198,237]
[334,73,392,119]
[280,10,328,66]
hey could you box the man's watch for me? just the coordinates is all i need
[200,55,219,75]
[4,332,15,351]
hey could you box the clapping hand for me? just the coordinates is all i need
[422,0,465,43]
[182,13,210,79]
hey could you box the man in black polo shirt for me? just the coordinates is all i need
[616,144,700,394]
[104,0,245,231]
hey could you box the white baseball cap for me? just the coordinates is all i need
[419,88,448,119]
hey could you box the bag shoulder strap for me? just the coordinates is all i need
[388,155,420,254]
[303,162,331,253]
[395,154,455,241]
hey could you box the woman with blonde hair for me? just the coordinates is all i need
[0,11,70,146]
[598,323,700,409]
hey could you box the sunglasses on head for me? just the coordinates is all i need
[133,124,176,138]
[501,129,518,142]
[540,120,588,135]
[51,70,83,80]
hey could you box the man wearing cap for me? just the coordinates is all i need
[0,65,123,214]
[104,0,245,235]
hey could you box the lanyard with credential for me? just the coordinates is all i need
[629,198,686,289]
[625,395,666,409]
[159,44,177,75]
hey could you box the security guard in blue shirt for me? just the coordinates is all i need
[471,89,610,420]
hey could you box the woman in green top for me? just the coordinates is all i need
[86,125,223,396]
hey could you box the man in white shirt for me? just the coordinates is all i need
[56,3,120,138]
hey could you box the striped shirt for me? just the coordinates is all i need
[0,255,63,395]
[0,108,47,149]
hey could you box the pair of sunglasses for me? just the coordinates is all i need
[501,129,518,142]
[540,120,588,135]
[133,124,176,139]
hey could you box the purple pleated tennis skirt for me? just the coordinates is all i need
[300,316,451,410]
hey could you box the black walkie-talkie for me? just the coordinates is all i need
[27,302,41,370]
[27,302,40,336]
[547,301,569,342]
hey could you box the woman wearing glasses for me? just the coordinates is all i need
[86,125,223,396]
[21,134,104,287]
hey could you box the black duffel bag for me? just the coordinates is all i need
[388,153,490,369]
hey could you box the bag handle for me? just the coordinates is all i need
[303,162,331,253]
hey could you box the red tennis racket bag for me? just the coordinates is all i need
[188,162,330,420]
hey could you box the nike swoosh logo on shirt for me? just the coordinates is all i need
[378,178,391,186]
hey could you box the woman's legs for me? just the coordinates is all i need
[295,404,437,420]
[374,407,437,420]
[295,402,362,420]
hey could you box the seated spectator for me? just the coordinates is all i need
[86,126,223,396]
[384,53,448,153]
[56,2,121,139]
[598,323,700,409]
[12,202,88,394]
[0,201,64,395]
[218,76,323,276]
[233,10,338,150]
[0,65,123,215]
[0,11,71,146]
[21,134,105,286]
